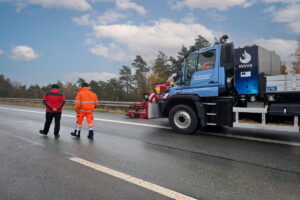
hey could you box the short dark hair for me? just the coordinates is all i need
[52,84,60,89]
[81,82,89,87]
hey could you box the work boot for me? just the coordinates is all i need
[70,130,77,136]
[71,130,80,138]
[54,134,60,139]
[39,130,47,136]
[87,130,94,140]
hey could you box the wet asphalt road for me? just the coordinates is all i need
[0,104,299,200]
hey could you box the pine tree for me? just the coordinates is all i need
[89,80,101,96]
[76,78,86,85]
[152,51,172,81]
[132,55,149,98]
[119,65,134,93]
[194,35,211,49]
[177,45,188,60]
[168,45,188,77]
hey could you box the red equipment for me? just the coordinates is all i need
[125,73,178,119]
[125,101,148,119]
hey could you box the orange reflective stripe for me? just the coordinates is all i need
[76,101,98,103]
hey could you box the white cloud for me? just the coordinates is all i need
[89,0,114,2]
[115,0,146,15]
[29,0,91,11]
[275,4,300,33]
[73,14,93,26]
[263,2,300,33]
[261,0,300,3]
[0,49,4,55]
[272,4,300,23]
[91,19,215,61]
[263,5,276,13]
[253,38,297,62]
[207,10,227,22]
[0,0,92,11]
[89,43,127,61]
[181,13,196,24]
[288,21,300,34]
[97,9,126,24]
[84,38,95,45]
[10,45,38,61]
[66,72,119,82]
[171,0,252,11]
[16,1,26,12]
[73,9,127,27]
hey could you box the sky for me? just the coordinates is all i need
[0,0,299,86]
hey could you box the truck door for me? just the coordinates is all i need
[182,49,219,97]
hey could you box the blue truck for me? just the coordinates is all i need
[156,36,300,134]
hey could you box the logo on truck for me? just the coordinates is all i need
[240,50,251,64]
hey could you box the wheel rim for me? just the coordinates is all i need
[174,110,191,129]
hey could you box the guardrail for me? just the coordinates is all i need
[0,98,138,108]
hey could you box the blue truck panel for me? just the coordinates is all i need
[181,86,219,96]
[234,46,259,95]
[218,67,225,87]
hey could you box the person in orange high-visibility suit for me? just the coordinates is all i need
[70,82,98,139]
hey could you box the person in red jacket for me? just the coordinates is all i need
[39,84,65,138]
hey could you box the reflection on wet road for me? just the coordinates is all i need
[0,105,300,200]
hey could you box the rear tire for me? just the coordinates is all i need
[169,104,198,134]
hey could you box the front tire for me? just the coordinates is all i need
[169,104,198,134]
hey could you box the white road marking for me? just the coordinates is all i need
[94,117,171,129]
[0,129,44,147]
[0,106,171,129]
[70,157,198,200]
[1,106,300,147]
[0,106,44,114]
[208,133,300,147]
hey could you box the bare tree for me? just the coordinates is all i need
[292,38,300,74]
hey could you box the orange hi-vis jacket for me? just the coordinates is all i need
[75,87,98,112]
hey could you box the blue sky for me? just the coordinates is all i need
[0,0,299,86]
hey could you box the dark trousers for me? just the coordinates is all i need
[43,112,62,135]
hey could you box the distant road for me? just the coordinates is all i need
[0,104,299,200]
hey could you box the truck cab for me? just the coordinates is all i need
[170,46,222,97]
[170,43,233,97]
[161,43,234,134]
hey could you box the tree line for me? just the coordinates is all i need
[1,36,299,101]
[0,35,210,101]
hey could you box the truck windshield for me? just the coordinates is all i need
[185,53,198,85]
[197,50,216,71]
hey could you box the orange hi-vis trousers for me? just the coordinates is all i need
[76,111,94,131]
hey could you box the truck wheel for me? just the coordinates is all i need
[169,104,198,134]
